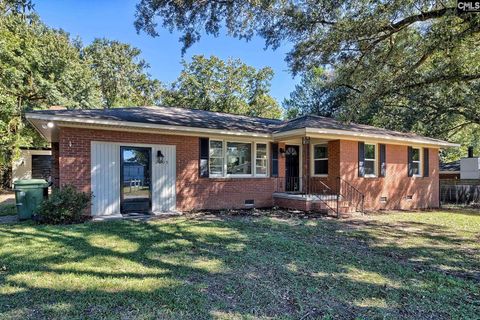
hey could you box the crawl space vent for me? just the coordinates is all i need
[244,199,255,207]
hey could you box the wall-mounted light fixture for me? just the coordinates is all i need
[279,148,286,158]
[157,150,165,164]
[42,122,55,129]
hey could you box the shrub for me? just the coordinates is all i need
[35,185,91,224]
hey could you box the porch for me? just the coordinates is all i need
[272,135,364,217]
[272,177,365,217]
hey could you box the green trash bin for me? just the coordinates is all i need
[13,179,49,220]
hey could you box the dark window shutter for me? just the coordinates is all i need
[407,146,413,177]
[358,142,365,177]
[423,148,429,177]
[199,137,209,177]
[379,144,386,177]
[271,143,279,177]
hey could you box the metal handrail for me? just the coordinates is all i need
[273,176,364,217]
[336,177,365,217]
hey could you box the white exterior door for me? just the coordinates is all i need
[91,141,176,216]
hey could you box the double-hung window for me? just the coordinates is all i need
[207,140,268,177]
[364,144,377,177]
[411,147,421,176]
[255,143,268,175]
[313,144,328,175]
[209,140,224,176]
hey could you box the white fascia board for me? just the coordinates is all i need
[302,127,459,148]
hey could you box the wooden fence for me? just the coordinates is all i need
[440,179,480,205]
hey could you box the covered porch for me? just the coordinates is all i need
[271,135,364,216]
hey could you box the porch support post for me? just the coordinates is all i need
[302,136,310,195]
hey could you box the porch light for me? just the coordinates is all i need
[157,150,165,164]
[279,148,286,157]
[41,122,55,129]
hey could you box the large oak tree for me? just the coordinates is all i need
[134,0,480,147]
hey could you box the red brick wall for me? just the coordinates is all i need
[308,140,341,193]
[338,140,439,210]
[56,126,440,213]
[58,127,277,212]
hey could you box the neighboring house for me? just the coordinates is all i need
[439,161,461,180]
[460,157,480,180]
[439,148,480,180]
[12,148,52,186]
[26,106,457,217]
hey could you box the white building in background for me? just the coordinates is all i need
[461,157,480,180]
[12,149,52,186]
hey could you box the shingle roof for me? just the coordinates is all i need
[439,161,460,172]
[276,114,452,145]
[29,106,282,134]
[27,106,456,146]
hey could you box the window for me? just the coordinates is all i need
[207,140,268,177]
[313,144,328,175]
[364,144,376,176]
[411,147,421,176]
[227,142,252,175]
[209,140,224,176]
[255,143,267,175]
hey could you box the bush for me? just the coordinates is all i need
[35,185,91,224]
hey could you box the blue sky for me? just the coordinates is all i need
[35,0,298,103]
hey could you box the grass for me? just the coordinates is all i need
[0,204,16,216]
[0,210,479,319]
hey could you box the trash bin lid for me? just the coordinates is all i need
[13,179,48,187]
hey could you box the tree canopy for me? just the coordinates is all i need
[0,3,103,185]
[84,39,163,107]
[135,0,480,150]
[162,55,282,118]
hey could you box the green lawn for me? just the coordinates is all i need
[0,210,479,319]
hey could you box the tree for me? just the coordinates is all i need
[162,55,281,118]
[134,1,480,138]
[283,67,348,119]
[83,39,163,107]
[0,6,102,186]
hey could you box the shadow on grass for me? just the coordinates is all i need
[0,214,478,319]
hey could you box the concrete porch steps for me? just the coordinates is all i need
[273,192,362,217]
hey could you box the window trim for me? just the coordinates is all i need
[208,139,225,177]
[411,147,423,177]
[254,142,268,177]
[208,139,270,178]
[311,143,329,177]
[364,143,378,178]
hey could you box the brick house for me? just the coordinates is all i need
[26,106,457,217]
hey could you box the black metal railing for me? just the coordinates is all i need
[274,176,364,216]
[274,176,335,215]
[336,177,365,216]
